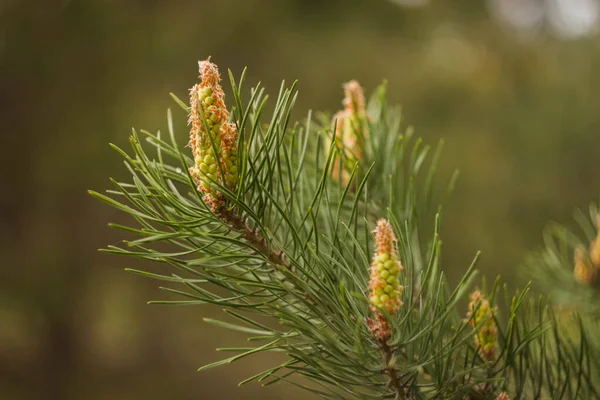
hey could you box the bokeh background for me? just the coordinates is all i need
[1,0,600,399]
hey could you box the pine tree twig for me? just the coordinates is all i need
[218,208,294,272]
[379,338,406,399]
[218,208,327,308]
[367,219,407,398]
[94,60,585,399]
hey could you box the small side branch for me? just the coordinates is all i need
[368,314,406,399]
[219,208,293,272]
[218,208,328,309]
[380,337,405,399]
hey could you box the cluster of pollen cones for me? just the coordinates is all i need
[329,80,369,187]
[188,58,239,211]
[466,290,498,361]
[574,213,600,285]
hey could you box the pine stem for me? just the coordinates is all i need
[219,207,332,312]
[218,208,293,272]
[379,337,405,399]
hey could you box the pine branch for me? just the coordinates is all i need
[378,338,406,399]
[218,207,292,272]
[90,59,588,400]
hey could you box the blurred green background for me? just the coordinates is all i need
[1,0,599,399]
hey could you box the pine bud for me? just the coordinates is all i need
[369,219,403,314]
[466,290,498,361]
[328,80,369,186]
[188,58,239,210]
[574,246,596,284]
